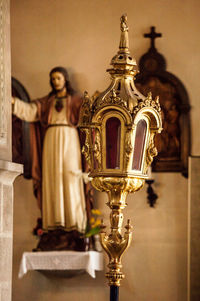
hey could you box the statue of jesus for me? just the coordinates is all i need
[12,67,89,251]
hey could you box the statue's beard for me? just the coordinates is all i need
[54,85,66,93]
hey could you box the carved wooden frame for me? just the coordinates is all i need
[135,28,191,177]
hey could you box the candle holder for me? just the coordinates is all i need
[79,14,162,300]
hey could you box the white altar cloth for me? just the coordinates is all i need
[18,251,104,279]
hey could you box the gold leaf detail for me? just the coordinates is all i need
[133,93,161,115]
[146,133,158,167]
[125,129,133,169]
[81,129,91,168]
[93,129,101,169]
[96,89,129,111]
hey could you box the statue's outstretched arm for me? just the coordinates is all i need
[12,97,38,122]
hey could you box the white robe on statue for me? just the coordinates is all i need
[13,97,87,233]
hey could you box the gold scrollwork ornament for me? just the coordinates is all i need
[124,128,134,169]
[133,92,161,115]
[145,133,158,171]
[81,128,92,169]
[93,129,101,169]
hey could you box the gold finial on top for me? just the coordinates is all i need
[120,14,129,32]
[119,14,129,50]
[108,14,137,74]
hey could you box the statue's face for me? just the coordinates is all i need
[51,72,66,92]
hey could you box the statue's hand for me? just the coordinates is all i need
[11,97,15,105]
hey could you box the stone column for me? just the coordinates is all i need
[0,161,22,300]
[0,1,23,300]
[0,0,12,161]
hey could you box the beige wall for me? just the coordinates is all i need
[11,0,200,300]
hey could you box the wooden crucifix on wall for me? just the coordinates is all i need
[135,26,191,177]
